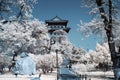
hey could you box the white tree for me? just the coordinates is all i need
[0,19,50,73]
[51,30,87,64]
[79,0,120,79]
[50,30,74,62]
[0,0,37,20]
[72,63,87,75]
[86,43,112,70]
[28,53,63,74]
[0,55,12,73]
[72,43,112,72]
[15,0,37,20]
[0,1,52,73]
[0,18,49,53]
[70,47,86,64]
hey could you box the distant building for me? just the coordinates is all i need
[45,16,71,44]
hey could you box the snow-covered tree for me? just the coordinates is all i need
[0,0,52,73]
[86,43,112,70]
[0,19,48,54]
[72,63,87,75]
[0,54,12,73]
[16,0,37,20]
[50,29,87,65]
[87,43,111,64]
[72,43,112,73]
[50,30,73,60]
[79,0,120,79]
[0,0,37,20]
[70,47,86,64]
[0,19,50,73]
[29,53,63,74]
[27,20,50,55]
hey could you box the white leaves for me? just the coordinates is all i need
[0,19,49,55]
[112,19,120,47]
[88,42,111,64]
[78,20,92,37]
[78,19,105,38]
[80,0,120,48]
[29,53,63,68]
[72,63,87,74]
[89,7,99,14]
[0,0,37,20]
[16,0,37,20]
[81,0,96,8]
[0,55,12,66]
[74,42,111,67]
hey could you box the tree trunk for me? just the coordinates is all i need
[96,0,119,79]
[12,51,18,67]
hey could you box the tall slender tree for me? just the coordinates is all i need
[79,0,120,79]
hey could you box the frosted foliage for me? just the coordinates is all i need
[80,53,90,63]
[78,43,111,65]
[72,44,111,73]
[0,19,44,41]
[51,30,68,44]
[0,19,49,54]
[79,19,120,45]
[51,43,72,62]
[70,47,86,63]
[112,20,120,47]
[29,53,63,69]
[88,43,111,64]
[53,29,67,36]
[51,31,73,59]
[89,7,99,14]
[31,19,49,49]
[81,0,96,8]
[0,0,37,20]
[0,55,12,66]
[82,0,120,15]
[80,0,120,46]
[78,19,105,37]
[72,64,87,74]
[73,43,112,72]
[86,63,96,71]
[81,0,110,15]
[16,0,37,19]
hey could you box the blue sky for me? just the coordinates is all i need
[32,0,102,50]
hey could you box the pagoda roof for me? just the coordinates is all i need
[45,16,68,26]
[48,27,70,34]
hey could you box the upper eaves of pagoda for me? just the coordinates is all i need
[45,16,68,26]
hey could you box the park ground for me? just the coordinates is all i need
[0,70,114,80]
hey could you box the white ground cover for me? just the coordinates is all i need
[0,74,56,80]
[0,71,114,80]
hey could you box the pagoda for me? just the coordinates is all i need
[45,16,70,35]
[45,16,71,44]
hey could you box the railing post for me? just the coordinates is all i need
[56,49,59,80]
[85,74,87,80]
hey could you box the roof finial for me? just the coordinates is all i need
[52,16,62,21]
